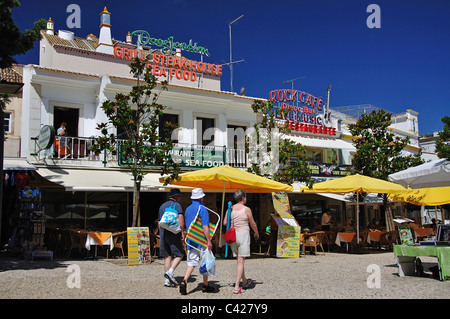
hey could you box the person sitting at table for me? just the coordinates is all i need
[340,220,355,232]
[408,218,421,231]
[368,218,380,230]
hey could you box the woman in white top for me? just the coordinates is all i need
[223,189,259,294]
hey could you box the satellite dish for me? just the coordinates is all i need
[240,86,246,96]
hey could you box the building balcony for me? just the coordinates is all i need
[32,136,248,169]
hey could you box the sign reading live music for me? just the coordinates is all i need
[270,89,336,136]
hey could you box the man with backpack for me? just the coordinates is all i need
[158,188,185,287]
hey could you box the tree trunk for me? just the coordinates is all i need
[132,179,141,227]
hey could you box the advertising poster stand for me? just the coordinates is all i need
[269,192,301,258]
[127,227,151,265]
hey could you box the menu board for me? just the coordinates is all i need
[127,227,151,265]
[277,223,301,258]
[271,192,301,258]
[272,192,293,219]
[398,226,414,245]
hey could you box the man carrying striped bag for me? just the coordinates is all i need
[180,188,215,295]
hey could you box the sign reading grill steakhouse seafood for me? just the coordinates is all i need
[114,49,222,82]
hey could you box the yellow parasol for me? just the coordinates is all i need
[300,174,407,243]
[160,165,293,245]
[390,186,450,225]
[390,187,450,206]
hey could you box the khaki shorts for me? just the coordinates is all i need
[230,229,250,257]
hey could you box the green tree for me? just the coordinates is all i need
[0,0,46,107]
[348,109,424,181]
[435,116,450,160]
[248,99,313,187]
[91,58,181,226]
[0,0,46,69]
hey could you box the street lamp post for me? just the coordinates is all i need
[229,14,244,93]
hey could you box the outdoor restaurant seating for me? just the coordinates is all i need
[149,233,160,257]
[45,228,129,259]
[303,231,326,256]
[379,230,398,250]
[106,231,127,258]
[322,231,336,252]
[68,230,87,258]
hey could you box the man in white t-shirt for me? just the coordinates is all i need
[321,208,333,231]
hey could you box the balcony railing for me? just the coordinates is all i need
[34,136,247,168]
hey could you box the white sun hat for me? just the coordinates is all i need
[190,188,206,199]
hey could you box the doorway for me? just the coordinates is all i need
[54,107,79,137]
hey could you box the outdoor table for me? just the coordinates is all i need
[414,228,433,238]
[85,232,113,259]
[335,232,356,252]
[393,245,450,281]
[335,232,356,246]
[367,231,385,243]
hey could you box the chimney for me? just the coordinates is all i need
[46,17,54,35]
[96,6,114,54]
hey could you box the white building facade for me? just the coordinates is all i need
[16,7,421,232]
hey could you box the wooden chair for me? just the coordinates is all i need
[67,230,87,258]
[322,231,336,252]
[107,231,127,258]
[379,231,398,251]
[358,230,369,249]
[304,231,326,256]
[258,232,271,255]
[150,233,160,257]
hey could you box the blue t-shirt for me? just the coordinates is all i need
[185,200,209,249]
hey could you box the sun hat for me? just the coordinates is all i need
[190,188,206,199]
[169,188,182,197]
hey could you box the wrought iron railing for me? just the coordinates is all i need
[34,136,248,168]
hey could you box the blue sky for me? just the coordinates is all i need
[12,0,450,135]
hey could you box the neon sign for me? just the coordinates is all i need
[130,30,210,57]
[113,48,222,82]
[270,89,336,136]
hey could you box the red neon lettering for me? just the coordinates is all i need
[312,96,318,108]
[170,68,176,78]
[114,46,122,58]
[317,98,323,111]
[277,89,283,102]
[123,48,130,59]
[299,91,306,103]
[284,89,291,102]
[305,94,312,106]
[176,69,182,79]
[269,91,276,102]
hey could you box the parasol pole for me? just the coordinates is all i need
[356,191,360,244]
[219,180,226,248]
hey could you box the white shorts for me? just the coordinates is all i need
[230,229,250,257]
[186,248,206,266]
